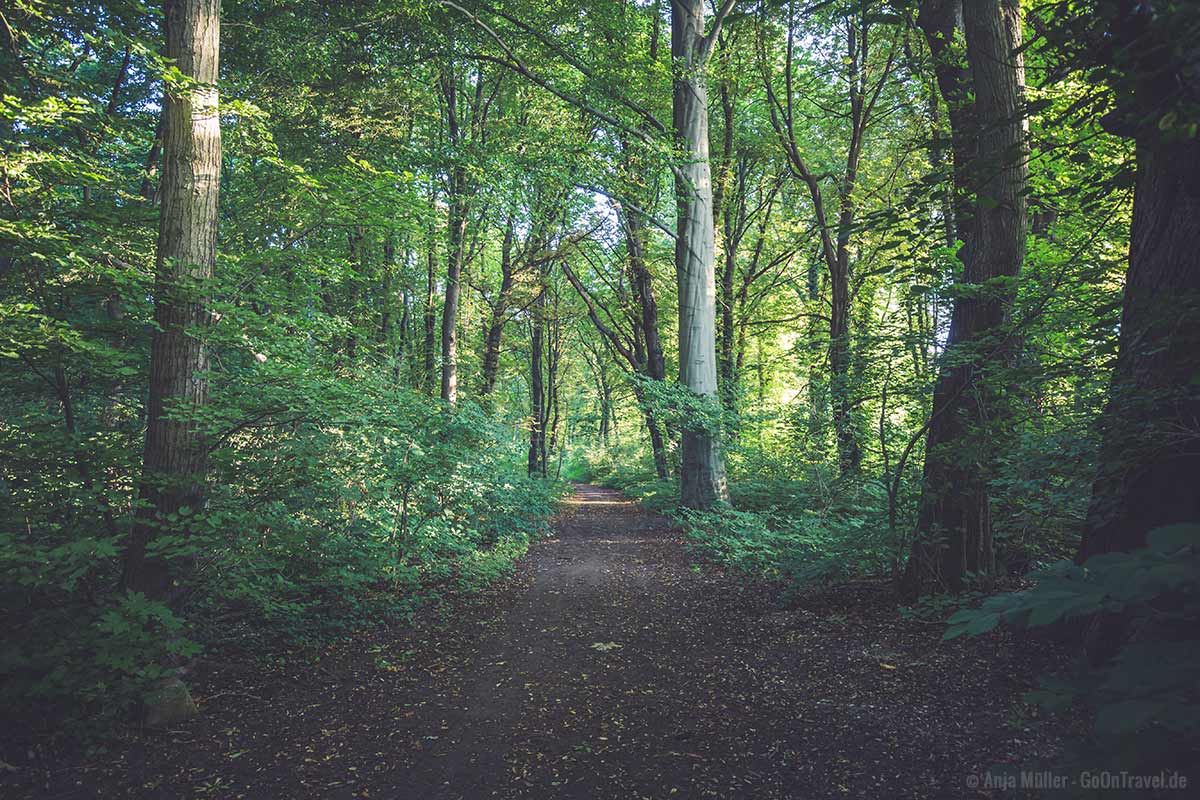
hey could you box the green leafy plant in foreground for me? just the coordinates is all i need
[945,524,1200,774]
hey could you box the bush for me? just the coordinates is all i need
[677,476,900,588]
[945,525,1200,774]
[0,379,563,735]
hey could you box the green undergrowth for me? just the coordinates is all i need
[581,444,903,587]
[1,384,566,739]
[577,425,1088,593]
[945,525,1200,779]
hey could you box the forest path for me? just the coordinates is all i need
[38,485,1063,799]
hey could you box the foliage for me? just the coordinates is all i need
[676,477,899,587]
[0,0,582,739]
[579,440,680,512]
[0,0,1187,786]
[945,526,1200,773]
[0,377,561,731]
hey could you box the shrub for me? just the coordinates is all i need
[0,380,563,735]
[945,525,1200,774]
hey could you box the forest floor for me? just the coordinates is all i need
[11,484,1073,799]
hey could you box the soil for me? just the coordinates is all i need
[5,484,1070,799]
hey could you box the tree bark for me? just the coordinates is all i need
[345,225,364,360]
[380,238,395,346]
[715,69,739,417]
[562,238,670,480]
[1076,1,1200,561]
[903,0,1026,597]
[439,68,469,404]
[480,218,516,398]
[762,3,895,476]
[917,0,976,252]
[597,366,612,442]
[624,212,666,389]
[1078,137,1200,559]
[423,207,438,395]
[544,287,561,468]
[121,0,221,599]
[828,19,870,475]
[528,291,546,477]
[441,187,466,404]
[673,0,730,509]
[623,210,671,479]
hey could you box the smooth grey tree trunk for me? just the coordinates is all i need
[673,0,730,509]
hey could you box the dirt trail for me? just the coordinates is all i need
[14,485,1064,799]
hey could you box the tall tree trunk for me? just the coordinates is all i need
[379,238,395,346]
[623,211,671,480]
[673,0,730,509]
[828,17,876,475]
[528,292,546,477]
[719,246,737,416]
[624,212,666,389]
[441,184,466,404]
[563,245,670,478]
[597,364,612,442]
[917,0,976,252]
[829,265,858,473]
[1068,2,1200,664]
[121,0,221,600]
[715,73,739,417]
[480,218,516,398]
[423,213,438,395]
[903,0,1026,597]
[544,289,560,470]
[439,69,468,405]
[396,288,410,385]
[763,2,895,477]
[1077,3,1200,561]
[345,225,364,360]
[1078,137,1200,559]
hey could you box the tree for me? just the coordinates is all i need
[121,0,222,601]
[673,0,734,509]
[915,0,975,251]
[1076,1,1200,561]
[903,0,1027,596]
[438,65,469,403]
[712,27,792,424]
[759,0,900,476]
[438,63,497,404]
[561,226,674,480]
[479,215,518,398]
[621,194,672,480]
